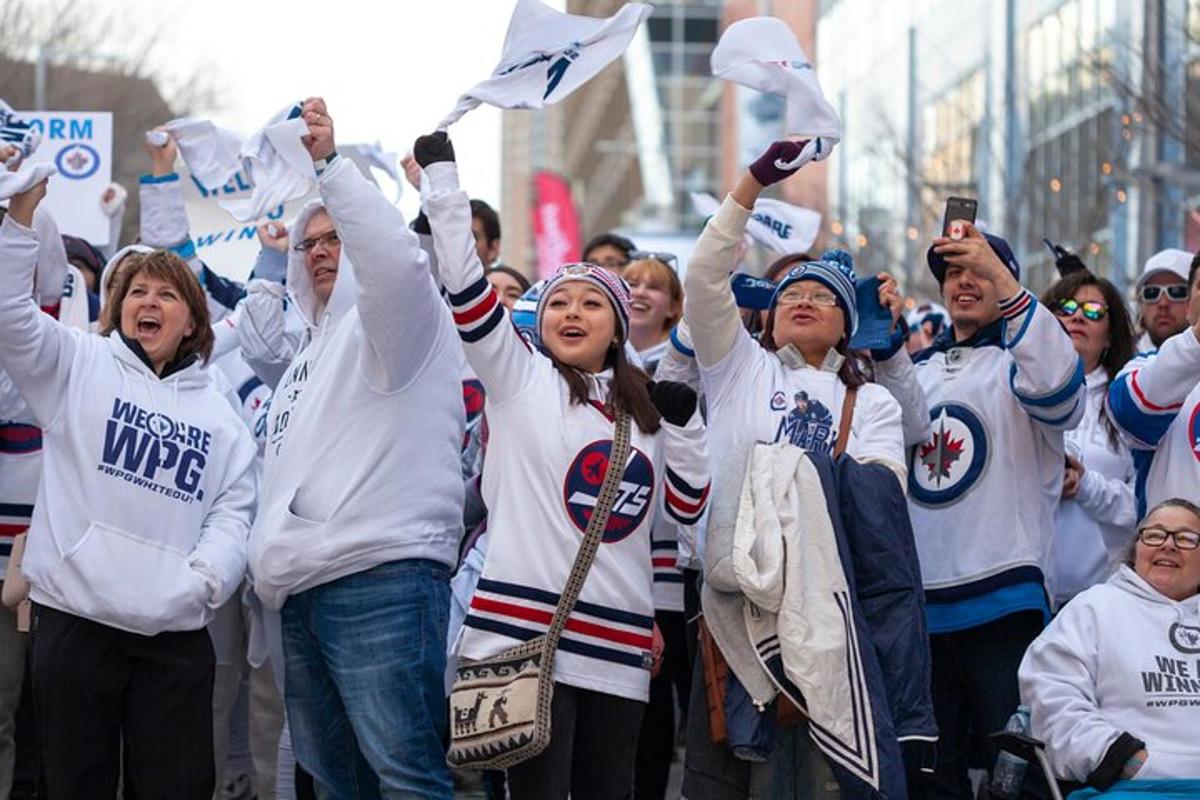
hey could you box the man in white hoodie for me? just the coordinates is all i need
[246,100,464,799]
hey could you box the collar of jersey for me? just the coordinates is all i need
[915,317,1003,363]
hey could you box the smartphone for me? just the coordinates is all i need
[942,197,978,239]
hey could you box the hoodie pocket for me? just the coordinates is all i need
[55,522,208,635]
[253,495,328,589]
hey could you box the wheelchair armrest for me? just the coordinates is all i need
[989,730,1045,763]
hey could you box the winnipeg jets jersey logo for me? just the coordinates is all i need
[563,440,655,543]
[909,403,990,507]
[1170,623,1200,654]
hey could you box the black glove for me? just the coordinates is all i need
[413,131,455,169]
[647,380,697,427]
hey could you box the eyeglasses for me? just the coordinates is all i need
[1139,283,1189,303]
[294,231,340,253]
[1137,527,1200,550]
[591,256,630,270]
[1053,298,1109,321]
[628,250,679,271]
[777,288,839,307]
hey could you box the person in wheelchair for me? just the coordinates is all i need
[1019,498,1200,791]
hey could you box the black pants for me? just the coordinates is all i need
[507,682,646,800]
[634,610,692,799]
[31,605,216,800]
[915,611,1044,800]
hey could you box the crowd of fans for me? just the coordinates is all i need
[0,97,1197,800]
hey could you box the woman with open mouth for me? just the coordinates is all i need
[418,130,710,799]
[0,175,256,799]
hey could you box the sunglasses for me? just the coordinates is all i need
[628,250,679,271]
[1139,283,1189,303]
[1053,298,1109,321]
[1137,526,1200,550]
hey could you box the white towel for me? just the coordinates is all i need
[691,191,821,256]
[0,162,56,201]
[0,98,41,167]
[339,142,402,200]
[437,0,652,129]
[711,17,841,153]
[220,104,314,223]
[149,118,243,192]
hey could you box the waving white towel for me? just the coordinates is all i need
[437,0,652,129]
[711,17,841,159]
[147,118,243,192]
[221,104,315,223]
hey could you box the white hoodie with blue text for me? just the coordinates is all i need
[0,215,258,636]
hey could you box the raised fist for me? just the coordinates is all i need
[301,97,336,162]
[413,132,455,169]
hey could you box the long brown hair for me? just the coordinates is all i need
[101,250,214,364]
[550,343,661,434]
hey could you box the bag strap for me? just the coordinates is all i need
[833,386,858,458]
[542,408,632,654]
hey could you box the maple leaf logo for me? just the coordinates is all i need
[919,422,965,485]
[65,148,90,172]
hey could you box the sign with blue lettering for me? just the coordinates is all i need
[19,112,113,245]
[180,166,313,282]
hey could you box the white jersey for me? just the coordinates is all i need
[907,290,1085,632]
[1107,329,1200,514]
[426,161,710,702]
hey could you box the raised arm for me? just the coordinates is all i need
[935,222,1085,431]
[140,130,244,319]
[1107,326,1200,449]
[418,132,537,404]
[684,140,813,368]
[299,100,454,392]
[0,180,81,427]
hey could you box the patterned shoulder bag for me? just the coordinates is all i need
[446,408,632,770]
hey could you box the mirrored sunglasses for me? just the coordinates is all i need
[1053,298,1109,321]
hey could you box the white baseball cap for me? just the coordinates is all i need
[1137,248,1193,289]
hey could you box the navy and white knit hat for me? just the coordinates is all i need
[769,255,859,336]
[536,263,632,344]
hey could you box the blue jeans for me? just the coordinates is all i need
[281,560,452,800]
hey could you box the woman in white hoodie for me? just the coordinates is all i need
[419,131,710,799]
[0,178,256,799]
[1020,498,1200,790]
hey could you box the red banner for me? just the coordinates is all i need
[532,171,581,279]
